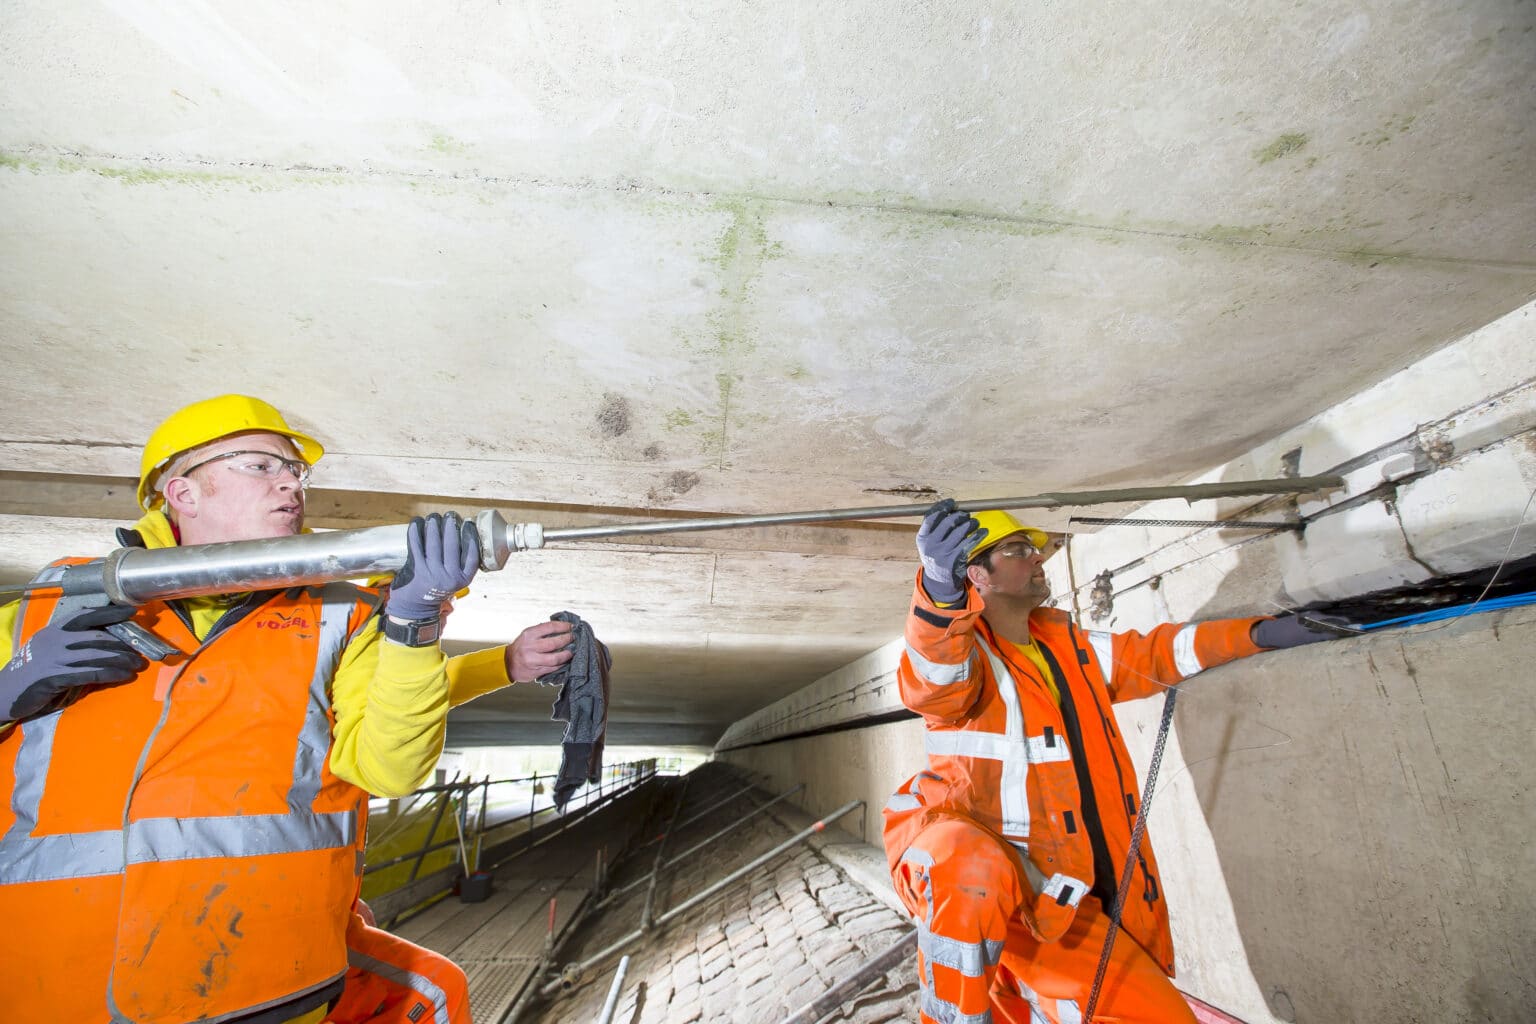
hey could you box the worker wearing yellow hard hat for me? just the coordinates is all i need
[963,509,1054,565]
[136,393,325,511]
[885,498,1357,1024]
[0,394,571,1024]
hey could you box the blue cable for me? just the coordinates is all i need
[1359,590,1536,630]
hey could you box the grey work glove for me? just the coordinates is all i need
[386,513,481,625]
[1251,613,1357,649]
[916,499,987,605]
[1,602,148,720]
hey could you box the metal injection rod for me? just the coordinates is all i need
[473,475,1339,555]
[2,474,1341,605]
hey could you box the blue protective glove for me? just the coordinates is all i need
[915,499,987,605]
[384,513,481,643]
[1,602,147,720]
[1251,613,1357,649]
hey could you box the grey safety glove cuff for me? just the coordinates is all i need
[385,513,481,637]
[0,602,147,720]
[1251,613,1355,650]
[916,499,987,606]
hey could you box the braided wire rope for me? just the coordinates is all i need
[1083,686,1179,1021]
[1068,516,1300,531]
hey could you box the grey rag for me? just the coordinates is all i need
[537,611,611,811]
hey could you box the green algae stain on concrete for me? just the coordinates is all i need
[710,198,775,279]
[1253,132,1309,165]
[0,152,43,173]
[675,197,779,468]
[88,164,265,190]
[1354,114,1416,149]
[428,133,468,156]
[664,408,696,431]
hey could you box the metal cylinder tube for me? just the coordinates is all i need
[33,513,521,606]
[594,956,631,1024]
[98,524,411,604]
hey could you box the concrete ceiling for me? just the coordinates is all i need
[2,1,1533,749]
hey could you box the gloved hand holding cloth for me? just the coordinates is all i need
[1,601,147,721]
[384,512,480,647]
[532,611,611,811]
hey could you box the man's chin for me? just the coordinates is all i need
[264,515,304,537]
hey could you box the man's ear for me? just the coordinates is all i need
[966,563,987,590]
[162,475,198,519]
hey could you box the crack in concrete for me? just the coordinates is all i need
[0,437,136,450]
[7,145,1535,272]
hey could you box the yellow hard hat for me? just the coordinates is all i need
[967,510,1051,562]
[137,394,324,509]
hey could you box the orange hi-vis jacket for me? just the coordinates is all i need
[883,571,1264,974]
[0,557,382,1023]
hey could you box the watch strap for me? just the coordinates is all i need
[383,615,442,648]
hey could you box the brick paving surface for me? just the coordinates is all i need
[518,764,920,1024]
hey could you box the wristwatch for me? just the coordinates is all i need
[383,615,442,648]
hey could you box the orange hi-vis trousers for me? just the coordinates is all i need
[325,911,473,1024]
[893,818,1196,1024]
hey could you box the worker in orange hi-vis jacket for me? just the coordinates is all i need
[0,395,576,1024]
[882,501,1354,1024]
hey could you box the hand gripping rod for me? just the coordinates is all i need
[7,474,1341,606]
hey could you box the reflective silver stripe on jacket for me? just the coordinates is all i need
[981,642,1029,836]
[1014,978,1054,1024]
[899,845,936,870]
[1041,872,1089,908]
[920,987,993,1024]
[0,585,361,887]
[1172,623,1203,678]
[917,920,1003,978]
[905,644,977,686]
[1086,630,1114,686]
[3,805,355,884]
[925,729,1076,766]
[885,768,943,815]
[1017,977,1078,1024]
[924,640,1075,839]
[347,949,452,1024]
[1009,839,1051,897]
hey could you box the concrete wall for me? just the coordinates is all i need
[717,717,923,851]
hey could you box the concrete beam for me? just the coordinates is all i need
[0,472,917,560]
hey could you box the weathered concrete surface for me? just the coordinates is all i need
[2,1,1535,748]
[1165,604,1536,1023]
[718,719,922,851]
[714,638,906,751]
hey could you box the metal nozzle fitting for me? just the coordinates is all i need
[475,510,546,570]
